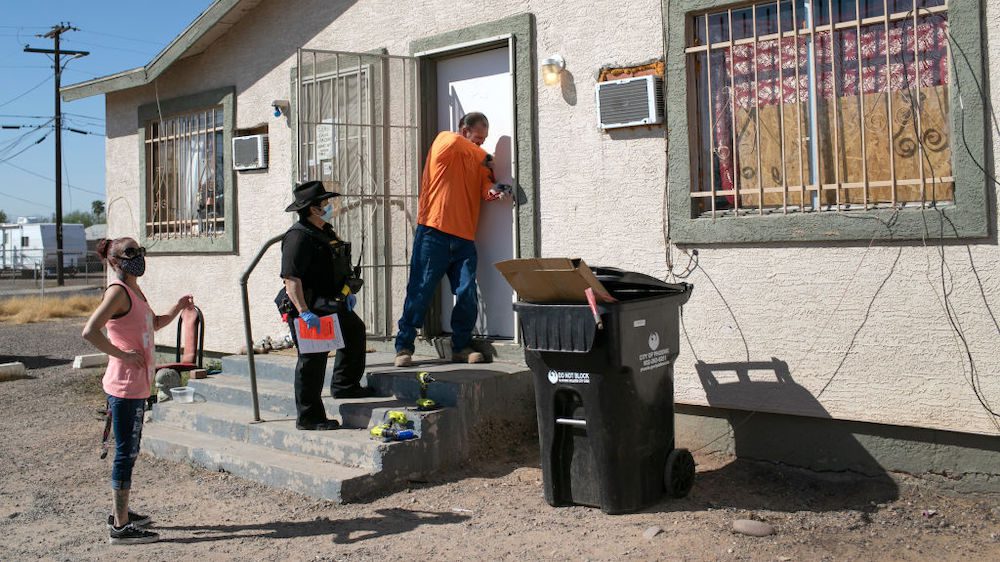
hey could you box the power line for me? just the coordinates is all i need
[1,160,105,197]
[0,188,50,210]
[0,76,52,109]
[64,126,103,136]
[60,38,156,57]
[0,122,51,156]
[0,114,51,119]
[0,130,50,165]
[63,112,105,123]
[75,28,165,46]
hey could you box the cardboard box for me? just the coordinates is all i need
[495,258,615,303]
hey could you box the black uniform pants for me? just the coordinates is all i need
[287,309,367,424]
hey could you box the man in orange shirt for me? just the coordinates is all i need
[394,112,510,366]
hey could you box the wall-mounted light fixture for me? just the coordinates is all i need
[540,54,565,86]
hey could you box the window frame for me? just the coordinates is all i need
[665,0,989,243]
[137,87,237,254]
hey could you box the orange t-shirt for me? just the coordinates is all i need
[417,131,494,241]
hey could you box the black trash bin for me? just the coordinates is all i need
[514,267,694,514]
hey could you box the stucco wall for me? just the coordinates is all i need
[100,0,1000,437]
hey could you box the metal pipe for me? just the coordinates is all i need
[240,233,285,422]
[555,418,587,428]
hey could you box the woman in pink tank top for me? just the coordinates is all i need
[82,237,194,545]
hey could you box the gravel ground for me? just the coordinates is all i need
[1,318,999,561]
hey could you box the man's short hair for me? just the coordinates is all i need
[459,112,489,130]
[297,204,317,221]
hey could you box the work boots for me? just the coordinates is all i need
[452,347,486,364]
[394,351,413,368]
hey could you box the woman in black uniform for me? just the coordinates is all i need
[279,181,373,431]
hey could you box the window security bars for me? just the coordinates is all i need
[144,107,225,237]
[296,49,421,338]
[686,0,951,217]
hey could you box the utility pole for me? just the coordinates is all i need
[24,23,88,286]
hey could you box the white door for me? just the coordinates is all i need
[436,46,515,339]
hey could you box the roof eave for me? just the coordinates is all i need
[59,0,244,102]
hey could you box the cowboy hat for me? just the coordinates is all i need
[284,180,340,212]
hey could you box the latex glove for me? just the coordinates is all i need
[346,294,357,311]
[300,311,321,330]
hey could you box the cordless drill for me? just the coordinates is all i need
[370,424,416,441]
[416,372,437,411]
[370,410,416,441]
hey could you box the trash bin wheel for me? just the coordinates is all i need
[664,448,695,498]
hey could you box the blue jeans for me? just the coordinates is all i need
[107,395,145,490]
[395,225,478,354]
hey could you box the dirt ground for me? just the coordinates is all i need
[1,318,998,561]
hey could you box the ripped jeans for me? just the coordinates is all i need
[107,395,145,490]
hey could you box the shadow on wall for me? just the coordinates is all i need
[560,69,577,105]
[689,357,900,511]
[105,0,361,139]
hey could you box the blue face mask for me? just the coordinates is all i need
[320,204,334,223]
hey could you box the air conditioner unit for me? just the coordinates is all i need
[232,134,269,171]
[595,75,664,130]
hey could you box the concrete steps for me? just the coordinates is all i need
[142,424,377,502]
[143,351,535,503]
[182,373,413,429]
[150,401,402,469]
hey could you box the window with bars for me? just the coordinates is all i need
[143,106,226,238]
[686,0,951,217]
[297,65,374,187]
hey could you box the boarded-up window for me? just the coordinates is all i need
[144,107,225,238]
[687,0,951,217]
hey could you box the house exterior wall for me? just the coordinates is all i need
[100,0,1000,439]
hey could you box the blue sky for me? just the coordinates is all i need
[0,0,211,221]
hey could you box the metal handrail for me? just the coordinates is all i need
[240,233,285,422]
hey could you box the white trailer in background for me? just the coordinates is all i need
[0,222,87,275]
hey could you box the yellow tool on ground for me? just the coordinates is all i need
[416,372,437,411]
[385,410,408,425]
[370,410,416,441]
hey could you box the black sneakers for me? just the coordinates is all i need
[106,510,152,529]
[108,523,159,545]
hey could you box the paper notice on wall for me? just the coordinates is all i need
[295,314,345,354]
[316,120,335,161]
[321,161,333,177]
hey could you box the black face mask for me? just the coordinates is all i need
[118,255,146,278]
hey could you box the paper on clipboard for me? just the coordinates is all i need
[295,314,345,354]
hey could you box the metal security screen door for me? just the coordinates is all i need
[296,49,421,338]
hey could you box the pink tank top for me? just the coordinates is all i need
[102,281,156,399]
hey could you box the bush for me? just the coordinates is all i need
[0,295,103,324]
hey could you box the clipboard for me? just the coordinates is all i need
[294,314,345,354]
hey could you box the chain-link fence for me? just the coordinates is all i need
[0,249,105,297]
